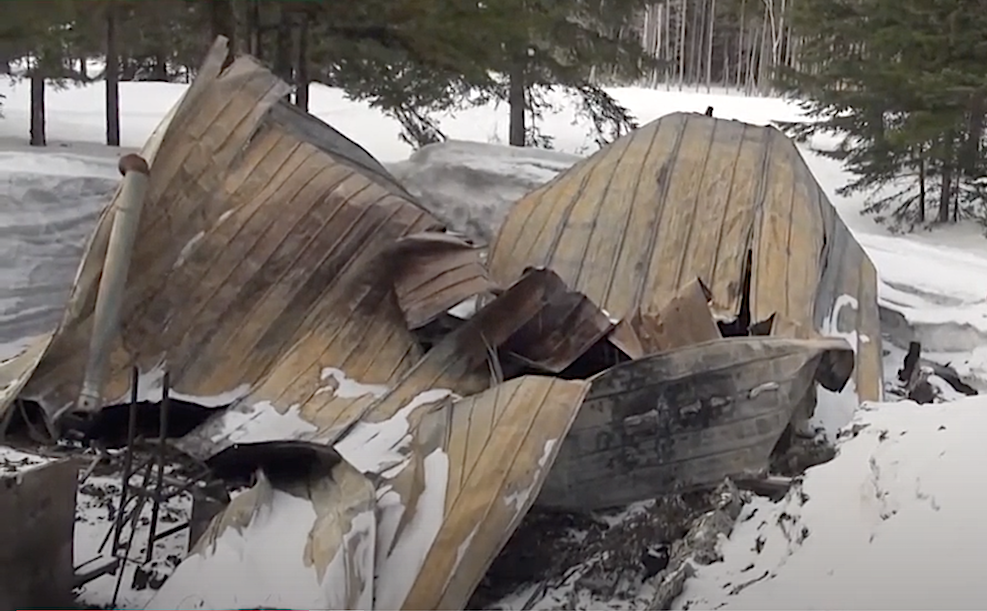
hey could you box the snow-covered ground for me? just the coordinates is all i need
[2,77,987,608]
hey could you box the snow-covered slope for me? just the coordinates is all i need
[673,398,987,610]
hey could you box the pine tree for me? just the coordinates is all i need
[779,0,987,231]
[305,0,655,149]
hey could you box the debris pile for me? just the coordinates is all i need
[0,37,886,610]
[887,340,978,404]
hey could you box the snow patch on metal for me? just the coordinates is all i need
[145,488,336,610]
[335,389,455,476]
[173,230,205,269]
[210,401,318,444]
[374,448,450,610]
[112,365,250,407]
[503,439,556,513]
[318,367,389,399]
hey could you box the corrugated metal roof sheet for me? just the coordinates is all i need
[0,40,457,425]
[487,113,882,399]
[148,375,590,611]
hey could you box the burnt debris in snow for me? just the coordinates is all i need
[888,340,978,404]
[0,37,885,611]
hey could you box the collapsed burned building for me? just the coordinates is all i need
[0,38,881,610]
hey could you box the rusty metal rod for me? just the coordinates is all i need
[110,456,153,608]
[144,371,170,564]
[111,366,140,554]
[152,520,190,542]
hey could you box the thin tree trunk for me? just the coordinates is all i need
[707,0,716,90]
[663,0,671,85]
[508,57,526,146]
[105,1,120,146]
[737,0,747,88]
[938,137,953,223]
[150,53,168,81]
[293,13,309,110]
[247,0,261,57]
[690,0,703,85]
[677,0,687,87]
[273,6,293,85]
[29,58,46,147]
[209,0,237,68]
[918,147,926,223]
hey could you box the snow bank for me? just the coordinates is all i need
[674,398,987,610]
[0,159,116,349]
[388,140,580,240]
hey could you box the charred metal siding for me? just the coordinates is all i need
[488,112,882,400]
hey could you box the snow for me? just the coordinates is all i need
[0,444,52,474]
[74,473,192,609]
[318,366,389,399]
[390,140,580,240]
[113,365,251,408]
[2,74,987,610]
[334,388,455,476]
[504,439,557,513]
[810,294,864,441]
[144,487,331,610]
[211,400,317,444]
[374,448,450,610]
[673,398,987,610]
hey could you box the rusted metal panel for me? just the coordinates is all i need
[498,269,614,373]
[536,336,854,511]
[610,278,720,359]
[382,376,590,610]
[487,112,883,400]
[149,376,589,611]
[177,267,603,460]
[383,232,495,330]
[0,39,442,428]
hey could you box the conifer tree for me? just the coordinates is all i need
[780,0,987,230]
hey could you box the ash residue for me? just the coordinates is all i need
[470,491,715,607]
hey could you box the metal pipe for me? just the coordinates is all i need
[77,154,150,413]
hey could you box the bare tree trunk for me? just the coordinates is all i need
[508,57,526,146]
[663,0,672,85]
[247,0,261,57]
[105,1,120,146]
[209,0,237,68]
[273,6,292,85]
[918,147,926,223]
[150,53,168,81]
[29,58,46,147]
[737,0,747,88]
[690,0,704,86]
[677,0,687,87]
[293,13,309,110]
[938,137,954,223]
[707,0,716,91]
